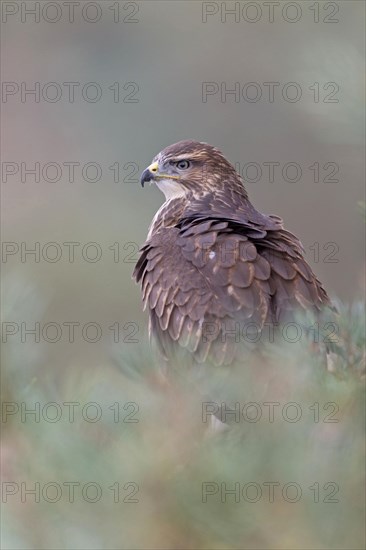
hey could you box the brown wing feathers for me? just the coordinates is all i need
[134,213,331,366]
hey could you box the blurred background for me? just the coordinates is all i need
[1,1,365,548]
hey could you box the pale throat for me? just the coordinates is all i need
[147,185,188,240]
[155,178,187,200]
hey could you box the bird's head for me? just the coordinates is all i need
[140,140,246,200]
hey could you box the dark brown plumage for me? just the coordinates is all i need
[134,140,333,366]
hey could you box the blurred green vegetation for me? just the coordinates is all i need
[2,278,365,549]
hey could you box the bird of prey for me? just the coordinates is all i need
[133,140,333,368]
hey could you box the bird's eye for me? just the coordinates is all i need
[176,160,190,170]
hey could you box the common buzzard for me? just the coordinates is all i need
[133,140,333,367]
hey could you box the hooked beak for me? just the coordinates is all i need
[140,161,159,187]
[140,161,180,187]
